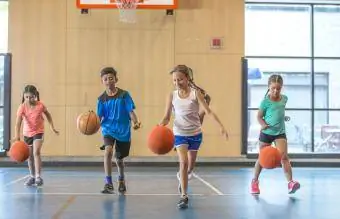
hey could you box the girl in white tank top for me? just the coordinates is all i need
[172,88,201,136]
[159,65,228,209]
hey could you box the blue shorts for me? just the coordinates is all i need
[174,133,203,151]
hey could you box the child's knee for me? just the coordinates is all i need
[104,146,114,157]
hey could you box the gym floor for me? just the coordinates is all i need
[0,166,338,219]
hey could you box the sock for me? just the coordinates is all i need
[118,175,124,181]
[106,176,112,184]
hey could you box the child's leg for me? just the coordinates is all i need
[33,139,43,178]
[253,142,270,180]
[274,138,292,181]
[27,145,35,177]
[101,144,114,194]
[176,145,189,196]
[115,140,131,193]
[104,145,114,184]
[275,138,300,194]
[33,137,44,186]
[187,133,203,176]
[188,151,198,174]
[24,137,35,186]
[250,142,270,194]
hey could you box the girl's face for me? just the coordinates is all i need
[172,72,189,90]
[24,92,36,104]
[101,73,117,90]
[269,82,282,99]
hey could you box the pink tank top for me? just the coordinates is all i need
[17,101,46,137]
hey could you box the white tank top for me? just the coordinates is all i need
[172,89,202,136]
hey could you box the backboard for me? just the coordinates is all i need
[76,0,178,9]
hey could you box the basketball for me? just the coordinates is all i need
[259,146,282,169]
[147,125,174,155]
[9,141,29,163]
[77,110,101,135]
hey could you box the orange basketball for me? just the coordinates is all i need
[9,141,29,163]
[77,110,101,135]
[259,146,282,169]
[147,125,174,155]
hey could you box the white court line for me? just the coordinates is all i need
[193,173,224,196]
[6,192,205,196]
[4,175,30,187]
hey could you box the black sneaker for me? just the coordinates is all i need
[99,145,106,151]
[101,183,114,194]
[24,177,35,186]
[177,195,189,209]
[35,177,44,187]
[118,181,127,193]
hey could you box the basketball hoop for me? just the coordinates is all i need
[115,0,141,23]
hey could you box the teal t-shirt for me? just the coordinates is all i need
[259,94,288,136]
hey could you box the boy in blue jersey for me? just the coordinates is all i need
[97,67,141,194]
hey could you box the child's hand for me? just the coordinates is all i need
[10,136,20,143]
[133,122,142,130]
[261,124,269,130]
[50,126,59,135]
[159,119,169,126]
[221,127,229,140]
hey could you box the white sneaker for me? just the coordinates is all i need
[176,171,194,181]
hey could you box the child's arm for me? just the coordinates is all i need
[199,94,211,124]
[257,109,268,130]
[43,109,59,134]
[13,115,23,141]
[159,92,173,126]
[130,111,141,130]
[196,91,228,139]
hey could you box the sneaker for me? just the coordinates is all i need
[101,183,114,194]
[118,181,127,193]
[177,195,189,209]
[178,182,182,194]
[288,180,300,194]
[24,177,35,186]
[35,177,44,187]
[251,179,260,194]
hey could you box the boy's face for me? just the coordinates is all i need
[101,73,117,89]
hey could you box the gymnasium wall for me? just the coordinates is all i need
[8,0,244,157]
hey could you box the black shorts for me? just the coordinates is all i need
[259,132,286,144]
[24,133,44,146]
[100,135,131,159]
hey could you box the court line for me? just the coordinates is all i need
[193,173,224,195]
[52,195,76,219]
[7,192,205,196]
[4,175,30,187]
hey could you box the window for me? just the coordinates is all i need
[0,1,8,53]
[245,4,311,56]
[245,2,340,155]
[0,1,8,152]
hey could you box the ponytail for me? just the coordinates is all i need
[36,91,40,101]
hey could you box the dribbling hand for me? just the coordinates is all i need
[221,127,229,140]
[133,122,142,130]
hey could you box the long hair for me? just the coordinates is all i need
[22,85,40,103]
[171,65,207,95]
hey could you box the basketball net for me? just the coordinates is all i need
[115,0,140,23]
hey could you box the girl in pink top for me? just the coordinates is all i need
[13,85,59,186]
